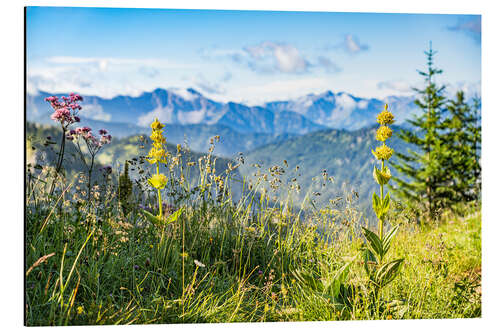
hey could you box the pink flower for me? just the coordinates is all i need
[45,94,83,127]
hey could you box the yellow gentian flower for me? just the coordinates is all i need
[376,104,395,125]
[376,126,393,141]
[148,173,168,189]
[372,145,394,161]
[151,118,164,130]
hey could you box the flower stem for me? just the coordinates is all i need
[379,160,385,239]
[49,126,66,196]
[156,162,163,219]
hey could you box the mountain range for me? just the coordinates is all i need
[27,88,419,156]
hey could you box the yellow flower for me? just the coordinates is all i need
[376,126,393,141]
[373,165,392,185]
[377,105,395,125]
[77,306,84,315]
[147,147,166,164]
[148,173,168,189]
[150,130,166,144]
[372,145,394,161]
[151,118,164,130]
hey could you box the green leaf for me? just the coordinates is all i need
[382,224,399,255]
[362,227,383,258]
[362,249,377,278]
[292,269,322,292]
[382,192,390,210]
[142,207,184,228]
[325,261,352,298]
[141,209,163,227]
[372,192,381,215]
[373,165,392,185]
[376,258,404,288]
[166,207,184,225]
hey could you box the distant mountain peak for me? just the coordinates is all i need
[27,86,419,136]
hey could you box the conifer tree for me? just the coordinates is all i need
[470,96,482,197]
[441,91,481,203]
[390,43,451,219]
[119,160,133,216]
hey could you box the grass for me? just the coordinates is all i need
[24,136,481,326]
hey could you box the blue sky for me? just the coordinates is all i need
[26,7,481,104]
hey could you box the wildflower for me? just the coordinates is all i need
[151,118,164,130]
[194,259,206,268]
[45,93,83,127]
[77,306,84,315]
[372,145,394,161]
[246,226,256,233]
[373,165,392,185]
[143,118,170,219]
[148,173,168,189]
[376,104,395,125]
[376,125,393,142]
[387,314,393,320]
[147,147,166,164]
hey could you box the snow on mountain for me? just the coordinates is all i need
[27,88,420,136]
[264,91,419,130]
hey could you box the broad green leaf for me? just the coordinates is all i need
[362,227,383,258]
[376,258,404,288]
[166,207,184,225]
[292,270,322,292]
[141,209,163,227]
[362,249,377,279]
[372,192,381,215]
[373,165,391,185]
[326,261,352,298]
[382,224,399,255]
[382,192,390,210]
[142,207,184,228]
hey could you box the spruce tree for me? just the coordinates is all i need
[390,43,451,219]
[470,96,482,198]
[441,91,481,203]
[118,160,133,216]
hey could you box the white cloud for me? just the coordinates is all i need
[340,35,369,55]
[244,42,310,74]
[138,106,173,127]
[27,57,197,98]
[445,80,481,99]
[316,56,341,73]
[448,16,481,43]
[195,74,226,95]
[377,79,413,93]
[232,77,331,105]
[79,102,112,122]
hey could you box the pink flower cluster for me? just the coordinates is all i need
[67,126,112,153]
[45,93,83,127]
